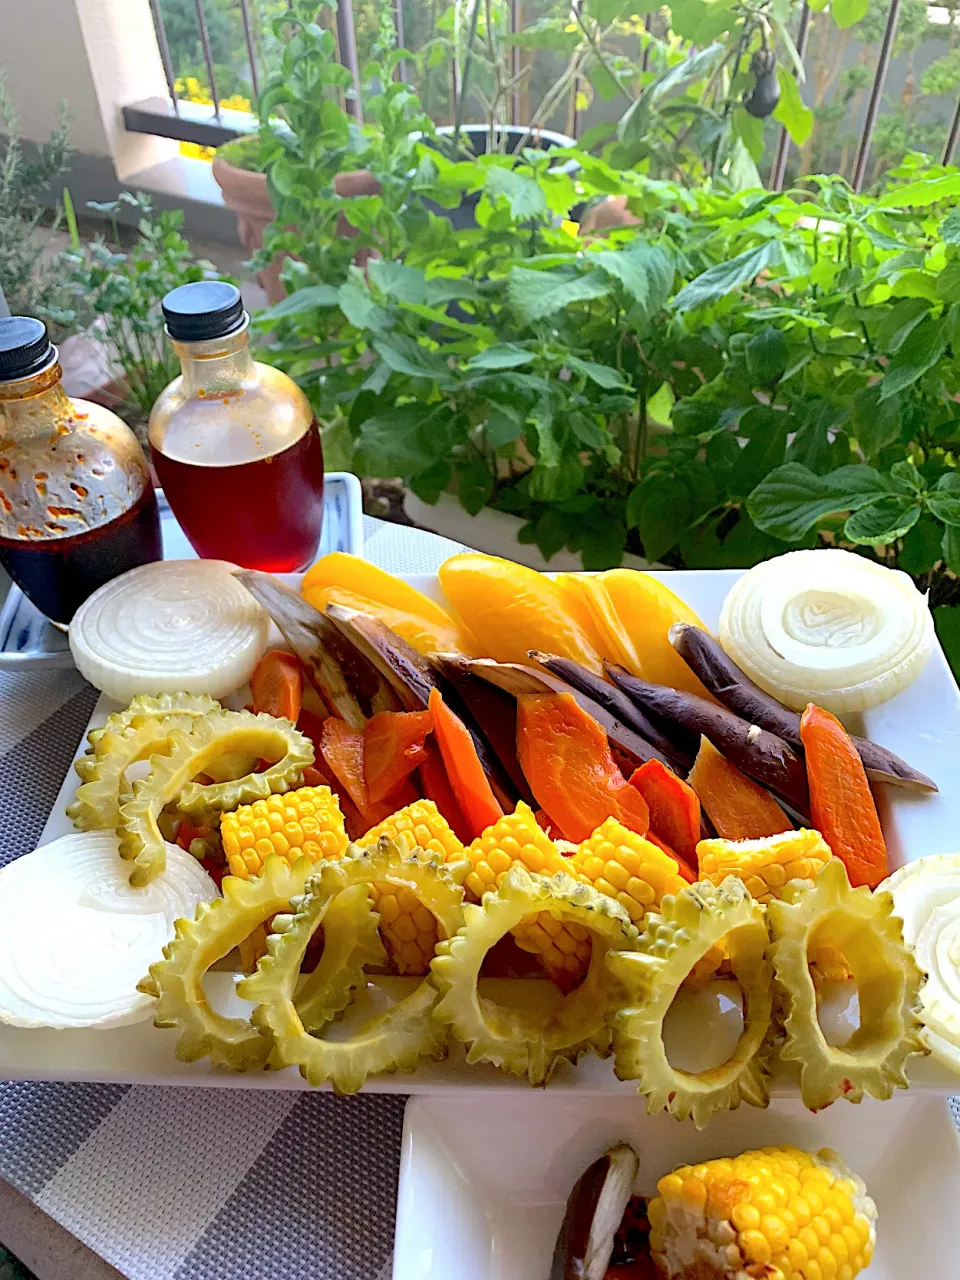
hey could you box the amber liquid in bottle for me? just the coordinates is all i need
[149,291,324,572]
[0,319,162,626]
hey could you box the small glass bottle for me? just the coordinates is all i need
[149,282,325,571]
[0,316,162,627]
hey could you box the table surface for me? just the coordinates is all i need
[0,516,469,1280]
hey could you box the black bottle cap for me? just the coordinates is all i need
[162,281,245,342]
[0,316,55,382]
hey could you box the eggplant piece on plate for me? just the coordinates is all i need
[669,623,936,793]
[234,570,400,728]
[550,1143,641,1280]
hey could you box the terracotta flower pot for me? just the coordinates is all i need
[212,153,381,304]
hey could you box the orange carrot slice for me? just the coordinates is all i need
[428,687,503,839]
[418,739,472,844]
[629,759,701,865]
[364,710,433,804]
[687,736,792,842]
[320,717,368,814]
[251,650,303,722]
[799,703,888,888]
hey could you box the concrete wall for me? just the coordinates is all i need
[0,0,176,178]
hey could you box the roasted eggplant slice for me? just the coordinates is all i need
[670,623,936,793]
[606,663,810,815]
[234,571,400,727]
[550,1143,640,1280]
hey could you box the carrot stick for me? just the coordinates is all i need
[418,738,472,844]
[799,703,888,888]
[428,687,503,839]
[251,650,304,722]
[629,759,701,865]
[687,736,792,842]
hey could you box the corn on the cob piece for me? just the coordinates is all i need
[462,803,590,986]
[220,785,348,880]
[648,1145,877,1280]
[697,829,833,905]
[358,800,465,976]
[572,818,689,924]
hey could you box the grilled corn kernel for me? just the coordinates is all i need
[220,786,348,879]
[696,829,833,905]
[649,1146,877,1280]
[571,818,689,924]
[358,801,465,976]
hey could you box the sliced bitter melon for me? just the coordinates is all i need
[431,865,638,1086]
[241,839,466,1093]
[607,876,772,1129]
[118,709,314,885]
[68,693,220,832]
[138,855,381,1070]
[768,857,927,1110]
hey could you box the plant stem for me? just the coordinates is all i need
[572,10,633,105]
[454,0,483,147]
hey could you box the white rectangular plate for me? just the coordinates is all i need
[1,569,959,1093]
[393,1093,960,1279]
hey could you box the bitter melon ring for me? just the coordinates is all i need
[68,693,220,832]
[138,855,382,1070]
[431,866,638,1086]
[118,709,314,885]
[607,876,772,1129]
[241,839,468,1094]
[768,857,927,1110]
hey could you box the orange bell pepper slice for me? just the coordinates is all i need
[629,759,701,868]
[364,710,433,805]
[428,687,503,840]
[800,703,888,888]
[320,717,369,814]
[251,650,304,722]
[516,692,650,844]
[687,736,792,843]
[418,739,472,844]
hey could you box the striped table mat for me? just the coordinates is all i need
[0,517,467,1280]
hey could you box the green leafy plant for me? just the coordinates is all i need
[0,73,72,326]
[61,193,216,430]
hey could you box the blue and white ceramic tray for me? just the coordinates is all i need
[0,472,364,670]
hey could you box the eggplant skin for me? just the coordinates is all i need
[606,663,810,815]
[550,1144,640,1280]
[669,624,937,793]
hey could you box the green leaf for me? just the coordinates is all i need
[590,241,675,313]
[639,480,692,561]
[879,316,948,401]
[565,356,627,389]
[568,411,615,451]
[484,168,548,221]
[338,279,394,334]
[580,514,627,570]
[457,460,494,515]
[830,0,868,28]
[372,334,451,381]
[586,0,644,19]
[849,385,901,459]
[844,497,921,544]
[927,472,960,526]
[945,526,960,576]
[900,516,944,574]
[256,284,340,321]
[507,266,612,322]
[410,461,452,505]
[877,173,960,209]
[890,460,925,494]
[533,508,570,561]
[747,463,890,541]
[874,297,929,353]
[528,452,585,502]
[367,260,428,304]
[745,328,788,384]
[941,209,960,245]
[484,409,523,447]
[672,242,780,313]
[356,405,452,476]
[934,603,960,677]
[466,344,536,371]
[772,68,813,146]
[736,409,789,494]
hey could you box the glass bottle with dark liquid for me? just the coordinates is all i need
[0,317,162,627]
[149,282,324,571]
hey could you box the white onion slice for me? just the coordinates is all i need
[880,854,960,1077]
[0,833,216,1029]
[718,548,933,713]
[69,559,269,703]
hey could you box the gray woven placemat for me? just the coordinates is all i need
[0,517,468,1280]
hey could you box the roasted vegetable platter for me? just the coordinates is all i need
[3,550,960,1119]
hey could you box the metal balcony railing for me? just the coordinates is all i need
[124,0,960,193]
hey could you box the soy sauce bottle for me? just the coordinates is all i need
[149,282,325,571]
[0,317,162,627]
